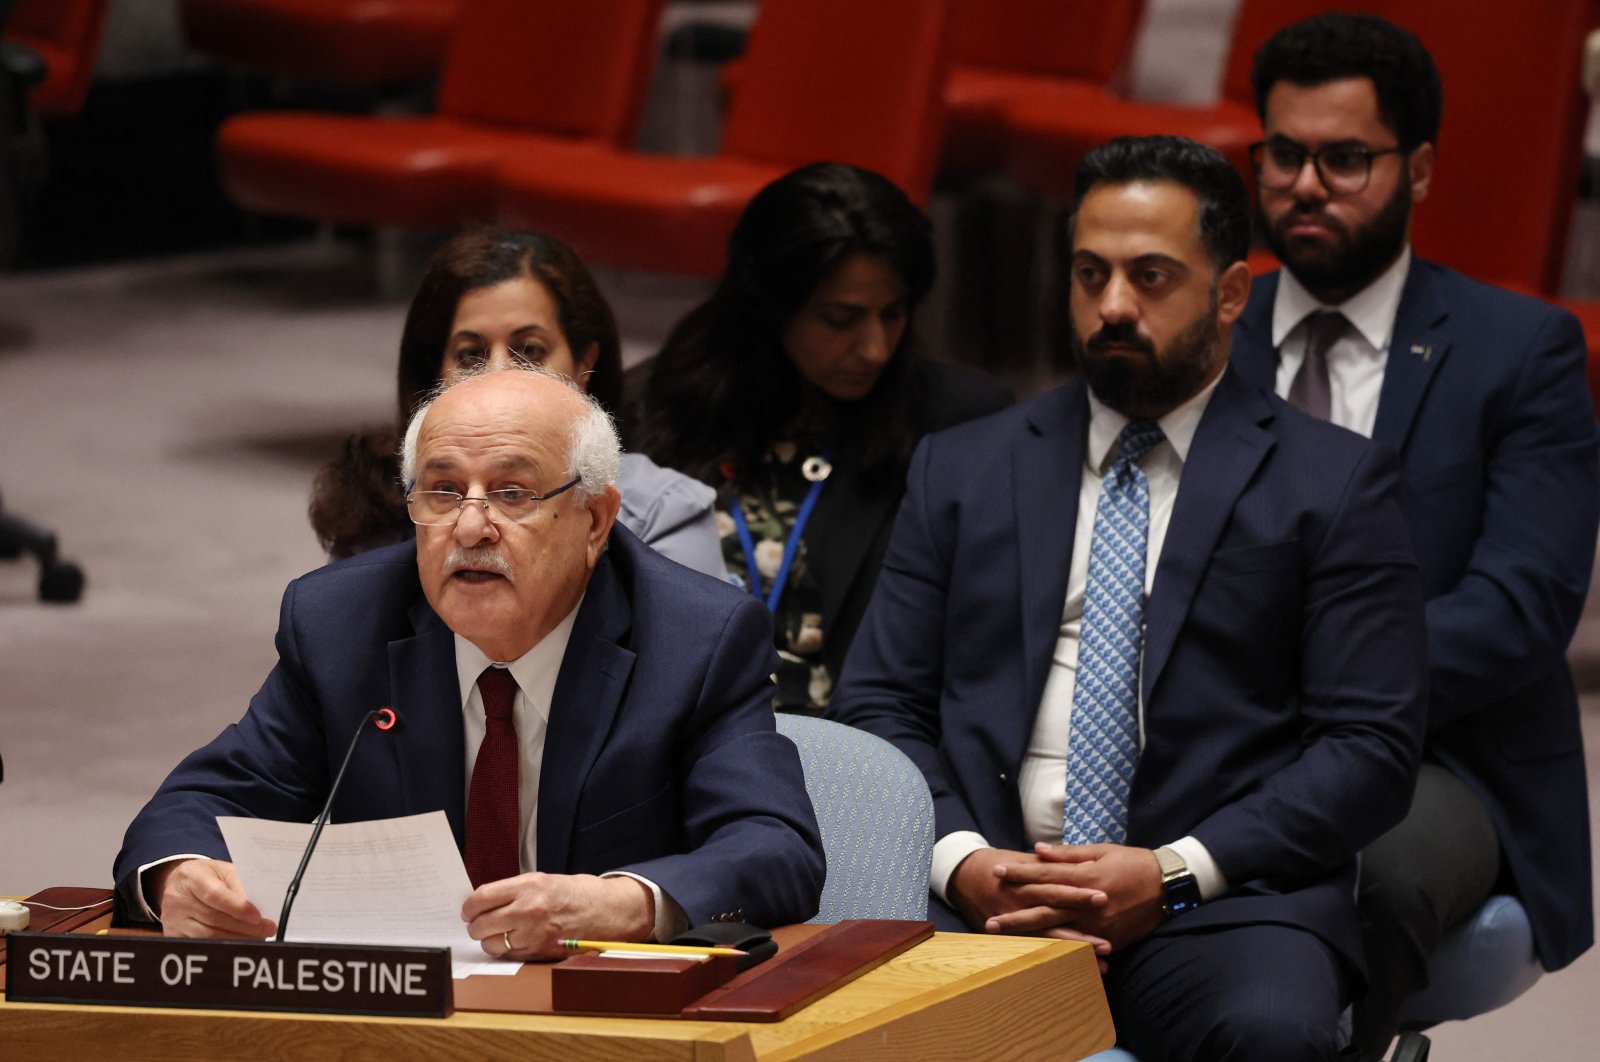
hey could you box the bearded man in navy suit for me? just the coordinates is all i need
[833,135,1427,1061]
[115,366,823,955]
[1229,15,1598,1058]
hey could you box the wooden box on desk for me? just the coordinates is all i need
[551,952,738,1016]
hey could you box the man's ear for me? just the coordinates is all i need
[1215,260,1252,327]
[1408,142,1435,205]
[584,484,622,568]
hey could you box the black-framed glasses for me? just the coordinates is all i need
[1249,138,1403,195]
[405,478,581,526]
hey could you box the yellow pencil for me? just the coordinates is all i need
[560,938,745,957]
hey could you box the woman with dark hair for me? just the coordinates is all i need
[309,227,723,576]
[631,162,1011,714]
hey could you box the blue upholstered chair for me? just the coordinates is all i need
[774,714,935,923]
[1398,893,1542,1029]
[1080,894,1542,1061]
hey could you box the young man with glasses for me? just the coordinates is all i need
[114,366,823,956]
[1230,14,1598,1058]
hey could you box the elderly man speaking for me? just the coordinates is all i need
[114,366,824,956]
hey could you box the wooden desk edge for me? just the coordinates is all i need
[755,933,1115,1062]
[0,930,1114,1062]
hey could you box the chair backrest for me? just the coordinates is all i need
[1394,0,1595,293]
[1221,0,1597,293]
[775,714,933,923]
[1399,893,1543,1028]
[952,0,1146,85]
[721,0,955,202]
[178,0,462,87]
[4,0,112,117]
[436,0,663,145]
[1216,0,1336,107]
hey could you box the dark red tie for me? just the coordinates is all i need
[465,666,521,888]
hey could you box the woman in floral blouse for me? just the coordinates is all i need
[630,163,1011,714]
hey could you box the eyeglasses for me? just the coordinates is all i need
[1249,138,1403,195]
[405,478,581,526]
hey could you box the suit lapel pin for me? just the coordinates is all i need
[1410,343,1433,362]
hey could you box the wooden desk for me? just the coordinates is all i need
[1,929,1114,1060]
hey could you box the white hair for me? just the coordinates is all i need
[399,363,620,505]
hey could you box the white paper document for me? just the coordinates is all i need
[218,810,514,977]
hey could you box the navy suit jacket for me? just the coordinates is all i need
[114,528,825,930]
[833,368,1427,967]
[1232,261,1598,970]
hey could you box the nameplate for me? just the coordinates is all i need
[4,933,452,1018]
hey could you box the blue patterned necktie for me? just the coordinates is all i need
[1063,420,1165,846]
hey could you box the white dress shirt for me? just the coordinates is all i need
[453,602,684,942]
[1270,247,1413,438]
[931,374,1228,906]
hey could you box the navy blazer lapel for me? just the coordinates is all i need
[389,597,467,850]
[1142,371,1276,702]
[536,552,636,873]
[1230,272,1282,394]
[1015,385,1089,710]
[1373,260,1451,451]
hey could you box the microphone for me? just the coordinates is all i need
[274,707,397,942]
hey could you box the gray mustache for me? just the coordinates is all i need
[445,547,513,579]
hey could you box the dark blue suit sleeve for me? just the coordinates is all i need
[614,595,826,927]
[831,437,979,839]
[1194,444,1427,883]
[1423,308,1599,729]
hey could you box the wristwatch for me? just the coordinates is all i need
[1154,846,1202,918]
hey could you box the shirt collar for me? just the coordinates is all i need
[451,595,584,724]
[1271,245,1412,352]
[1085,370,1222,474]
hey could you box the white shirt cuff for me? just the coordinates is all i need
[1165,835,1228,901]
[602,871,687,942]
[930,831,991,905]
[134,854,210,921]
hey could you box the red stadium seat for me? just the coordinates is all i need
[1386,1,1600,409]
[216,0,663,227]
[943,0,1146,175]
[4,0,112,118]
[492,0,955,277]
[1002,0,1336,197]
[1387,1,1596,297]
[179,0,460,87]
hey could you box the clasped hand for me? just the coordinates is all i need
[154,859,655,960]
[951,843,1167,961]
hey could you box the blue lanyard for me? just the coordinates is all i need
[728,443,834,614]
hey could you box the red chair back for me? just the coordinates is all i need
[1217,0,1339,105]
[436,0,663,144]
[721,0,956,201]
[5,0,113,117]
[952,0,1145,83]
[1393,0,1596,294]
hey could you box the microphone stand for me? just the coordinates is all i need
[275,708,388,943]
